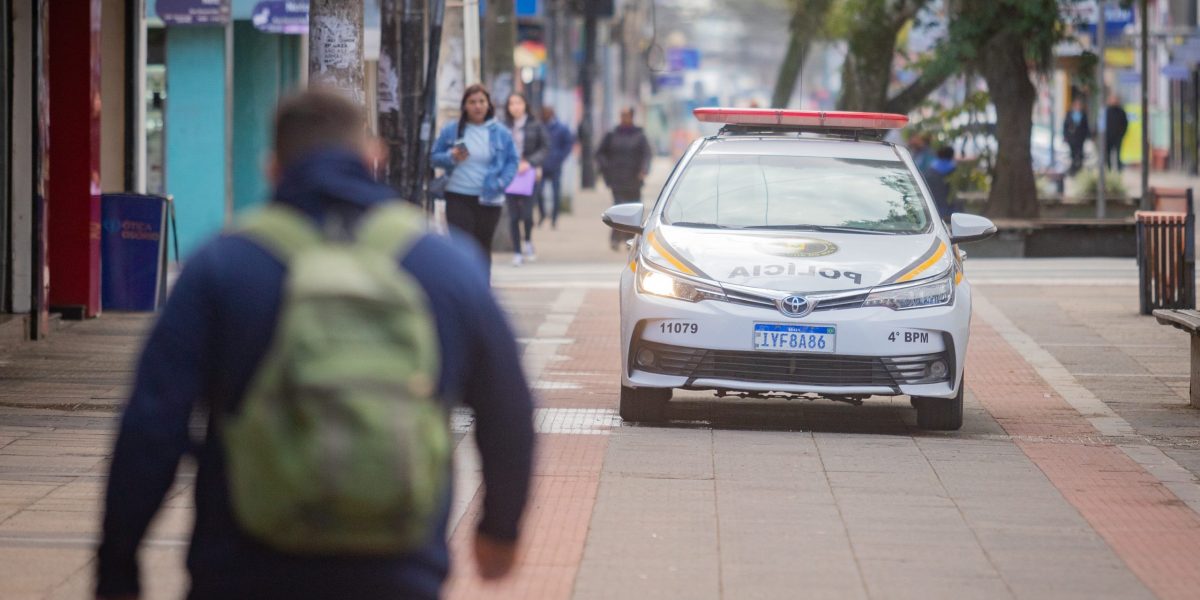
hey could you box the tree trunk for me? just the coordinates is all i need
[309,0,366,105]
[837,25,899,111]
[978,30,1039,218]
[770,0,834,108]
[771,27,807,108]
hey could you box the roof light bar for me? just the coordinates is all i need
[693,108,908,130]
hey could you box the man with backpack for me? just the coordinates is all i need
[96,90,535,599]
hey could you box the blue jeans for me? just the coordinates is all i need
[539,169,563,226]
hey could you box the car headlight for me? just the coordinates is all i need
[636,259,725,302]
[863,269,955,310]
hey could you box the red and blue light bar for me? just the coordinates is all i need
[693,108,908,130]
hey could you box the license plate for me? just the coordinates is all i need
[753,323,836,353]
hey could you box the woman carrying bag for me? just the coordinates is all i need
[431,84,519,280]
[502,93,548,266]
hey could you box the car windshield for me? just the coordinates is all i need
[663,153,931,234]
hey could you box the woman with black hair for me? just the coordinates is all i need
[503,93,548,266]
[431,84,520,279]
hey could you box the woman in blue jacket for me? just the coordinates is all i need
[431,84,519,277]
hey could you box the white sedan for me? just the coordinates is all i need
[603,108,996,430]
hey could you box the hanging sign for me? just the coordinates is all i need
[252,1,309,34]
[156,0,230,25]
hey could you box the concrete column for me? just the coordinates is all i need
[165,26,230,257]
[100,0,126,194]
[47,0,103,318]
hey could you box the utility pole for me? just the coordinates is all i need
[1096,0,1108,219]
[464,0,482,86]
[579,9,597,188]
[1140,0,1150,207]
[378,0,426,199]
[412,0,447,210]
[309,0,366,105]
[483,0,515,99]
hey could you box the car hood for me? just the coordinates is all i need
[644,225,952,293]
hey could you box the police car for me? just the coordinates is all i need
[602,108,996,430]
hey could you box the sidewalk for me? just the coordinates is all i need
[7,161,1200,598]
[1062,164,1200,201]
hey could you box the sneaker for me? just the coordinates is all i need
[511,253,523,267]
[522,241,537,262]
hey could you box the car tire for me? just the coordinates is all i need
[912,384,964,431]
[619,386,671,423]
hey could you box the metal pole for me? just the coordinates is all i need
[1097,1,1108,219]
[580,10,597,189]
[1140,0,1150,207]
[411,0,446,210]
[378,0,404,191]
[308,0,366,106]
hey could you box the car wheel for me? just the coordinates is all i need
[619,386,672,423]
[912,384,964,431]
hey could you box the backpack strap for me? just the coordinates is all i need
[238,205,324,264]
[356,202,428,258]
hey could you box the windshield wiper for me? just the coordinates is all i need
[742,224,898,235]
[669,222,734,229]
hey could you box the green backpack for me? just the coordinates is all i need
[222,202,449,555]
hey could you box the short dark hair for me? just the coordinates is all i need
[936,146,954,160]
[273,88,367,168]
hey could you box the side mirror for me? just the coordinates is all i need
[949,213,997,244]
[602,203,645,235]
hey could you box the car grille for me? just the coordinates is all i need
[721,287,868,312]
[636,341,949,388]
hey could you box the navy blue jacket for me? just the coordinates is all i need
[543,118,575,174]
[96,149,535,599]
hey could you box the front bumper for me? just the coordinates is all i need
[620,286,971,399]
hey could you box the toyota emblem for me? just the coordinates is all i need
[777,295,812,317]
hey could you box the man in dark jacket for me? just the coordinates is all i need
[1063,98,1091,176]
[539,106,575,228]
[96,90,535,600]
[922,146,957,221]
[1105,94,1129,172]
[596,107,652,250]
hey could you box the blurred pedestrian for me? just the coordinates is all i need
[431,83,519,279]
[1063,97,1091,176]
[907,132,934,174]
[1105,94,1128,172]
[504,93,547,266]
[923,146,957,221]
[540,106,575,229]
[596,107,652,250]
[96,89,535,600]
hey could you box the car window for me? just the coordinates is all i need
[662,153,931,233]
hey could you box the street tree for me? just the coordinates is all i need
[830,0,957,114]
[949,0,1063,218]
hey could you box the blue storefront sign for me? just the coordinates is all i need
[102,194,170,312]
[252,0,308,34]
[516,0,540,17]
[667,47,701,71]
[656,73,684,88]
[156,0,231,25]
[1163,63,1193,81]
